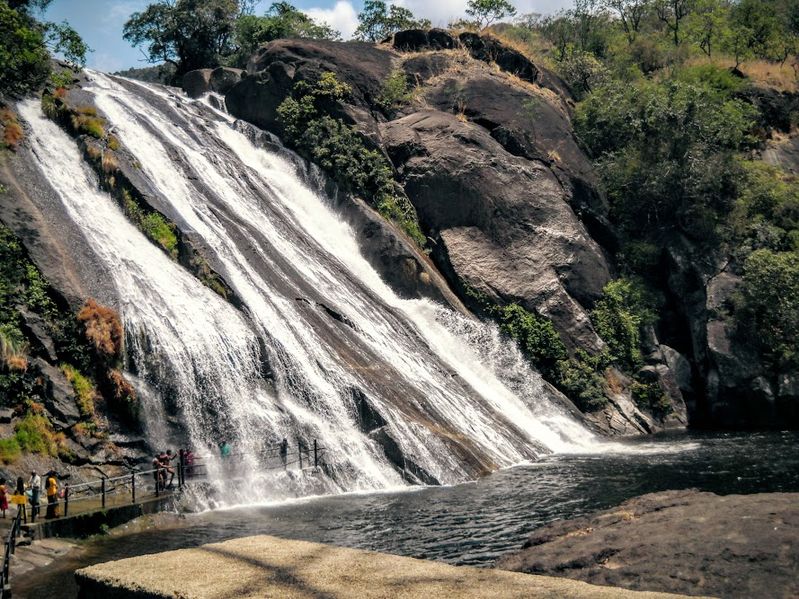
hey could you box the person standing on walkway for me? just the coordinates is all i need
[0,478,8,518]
[13,477,27,523]
[28,470,41,522]
[280,438,288,469]
[45,471,59,519]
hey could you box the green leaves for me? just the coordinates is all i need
[354,0,431,42]
[277,73,426,247]
[591,278,655,371]
[738,249,799,369]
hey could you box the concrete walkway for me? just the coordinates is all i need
[76,535,706,598]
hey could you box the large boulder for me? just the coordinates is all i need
[424,72,614,248]
[182,67,244,99]
[382,110,611,352]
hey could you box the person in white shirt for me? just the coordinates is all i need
[28,470,41,521]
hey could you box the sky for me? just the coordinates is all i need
[41,0,572,72]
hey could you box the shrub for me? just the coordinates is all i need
[14,414,61,456]
[71,114,106,139]
[631,380,672,418]
[591,278,656,371]
[278,72,427,248]
[107,368,138,421]
[107,134,121,151]
[376,70,412,113]
[77,299,123,359]
[140,211,178,256]
[61,364,96,419]
[0,325,28,372]
[1,110,23,151]
[491,303,567,380]
[736,249,799,369]
[556,351,609,412]
[0,437,20,464]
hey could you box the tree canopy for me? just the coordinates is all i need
[354,0,431,42]
[0,0,88,98]
[124,0,341,76]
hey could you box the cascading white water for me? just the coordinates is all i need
[18,70,605,505]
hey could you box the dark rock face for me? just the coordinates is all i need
[497,489,799,598]
[181,67,244,99]
[424,73,614,249]
[458,32,539,84]
[382,110,610,352]
[392,29,459,52]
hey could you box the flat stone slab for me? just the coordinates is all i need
[76,534,696,598]
[497,490,799,598]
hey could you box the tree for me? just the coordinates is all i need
[354,1,431,42]
[655,0,694,46]
[738,249,799,370]
[124,0,241,77]
[684,0,730,57]
[465,0,517,29]
[231,2,339,67]
[603,0,651,44]
[0,1,88,98]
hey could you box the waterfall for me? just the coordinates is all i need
[17,72,600,504]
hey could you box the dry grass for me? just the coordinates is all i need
[107,368,136,403]
[605,368,625,395]
[77,298,124,358]
[1,108,23,151]
[102,150,119,174]
[684,55,798,92]
[0,329,28,372]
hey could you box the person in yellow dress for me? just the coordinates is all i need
[45,471,59,519]
[11,477,27,522]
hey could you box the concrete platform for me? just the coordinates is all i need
[75,535,705,598]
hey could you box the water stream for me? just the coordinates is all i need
[18,73,606,506]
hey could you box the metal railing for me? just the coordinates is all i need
[1,507,24,598]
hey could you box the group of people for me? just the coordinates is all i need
[0,470,60,521]
[151,449,176,491]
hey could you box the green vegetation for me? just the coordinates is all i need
[278,72,427,247]
[737,249,799,369]
[231,2,340,67]
[466,0,517,29]
[376,70,413,114]
[462,285,609,411]
[13,412,62,456]
[0,0,87,98]
[591,278,656,371]
[354,0,431,41]
[61,364,96,419]
[122,189,179,257]
[124,1,341,78]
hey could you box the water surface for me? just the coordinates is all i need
[15,430,798,598]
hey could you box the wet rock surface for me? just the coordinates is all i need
[497,489,799,598]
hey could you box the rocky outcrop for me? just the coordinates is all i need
[381,110,610,353]
[497,489,799,598]
[221,31,701,431]
[181,67,244,98]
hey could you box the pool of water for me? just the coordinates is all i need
[14,430,799,597]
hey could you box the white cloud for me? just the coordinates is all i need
[304,1,360,40]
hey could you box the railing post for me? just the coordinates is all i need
[298,441,303,470]
[155,470,160,497]
[64,484,70,517]
[131,472,136,504]
[178,449,185,488]
[101,477,106,509]
[314,439,318,469]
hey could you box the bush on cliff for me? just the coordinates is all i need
[278,72,427,247]
[737,249,799,370]
[591,278,656,371]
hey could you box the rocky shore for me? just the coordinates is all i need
[497,489,799,598]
